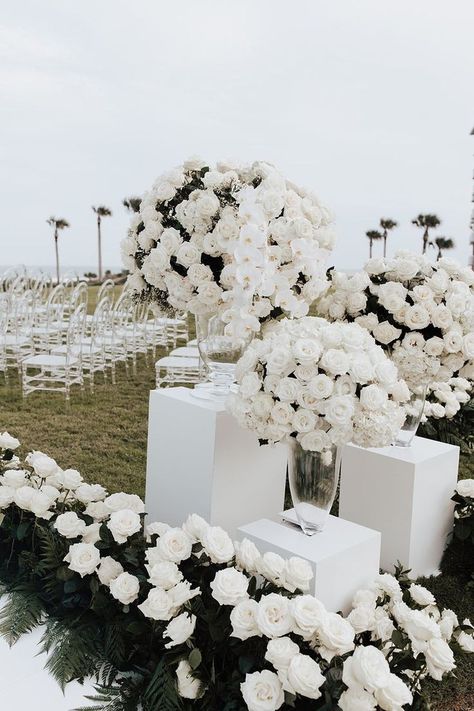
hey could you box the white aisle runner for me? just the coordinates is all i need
[0,622,95,710]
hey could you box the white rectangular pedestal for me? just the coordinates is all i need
[238,512,381,614]
[146,387,287,538]
[340,436,459,578]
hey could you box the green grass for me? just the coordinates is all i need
[0,308,473,708]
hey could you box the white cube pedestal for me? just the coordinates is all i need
[238,512,381,614]
[340,436,459,578]
[146,387,287,538]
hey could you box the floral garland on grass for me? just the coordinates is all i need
[316,252,474,419]
[121,157,334,338]
[0,432,473,711]
[228,316,408,453]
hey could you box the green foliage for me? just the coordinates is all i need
[142,658,182,711]
[0,586,44,645]
[420,398,474,452]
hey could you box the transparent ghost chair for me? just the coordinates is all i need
[30,284,67,352]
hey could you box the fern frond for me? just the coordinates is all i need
[40,617,102,691]
[142,658,182,711]
[0,589,44,645]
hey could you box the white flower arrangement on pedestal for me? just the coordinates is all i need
[317,252,474,419]
[121,157,335,337]
[227,316,408,453]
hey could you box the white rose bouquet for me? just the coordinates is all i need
[317,252,474,419]
[0,435,473,710]
[121,157,335,337]
[228,317,407,453]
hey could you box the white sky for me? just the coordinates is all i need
[1,0,473,272]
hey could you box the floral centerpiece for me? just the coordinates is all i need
[121,157,335,337]
[227,317,408,532]
[0,433,473,711]
[316,252,474,420]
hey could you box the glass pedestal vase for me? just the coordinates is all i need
[394,385,427,447]
[193,313,252,400]
[288,439,341,536]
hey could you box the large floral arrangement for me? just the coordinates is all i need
[121,157,334,337]
[228,317,408,454]
[0,433,473,710]
[316,252,474,418]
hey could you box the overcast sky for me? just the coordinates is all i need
[1,0,473,273]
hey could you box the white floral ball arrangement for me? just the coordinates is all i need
[228,316,408,453]
[121,157,335,336]
[0,435,473,711]
[317,252,474,419]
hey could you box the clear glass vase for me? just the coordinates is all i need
[288,439,341,536]
[394,384,427,447]
[194,313,252,398]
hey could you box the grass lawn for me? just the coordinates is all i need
[0,304,472,708]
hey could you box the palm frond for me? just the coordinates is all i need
[0,588,45,645]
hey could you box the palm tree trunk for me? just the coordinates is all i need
[422,229,429,254]
[97,217,102,281]
[54,231,60,285]
[383,234,387,258]
[437,247,442,259]
[369,239,373,259]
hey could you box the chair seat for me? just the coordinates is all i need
[156,356,200,368]
[51,344,101,355]
[2,334,30,345]
[169,347,200,358]
[23,354,78,367]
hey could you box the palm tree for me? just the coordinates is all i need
[366,230,382,259]
[92,206,112,281]
[122,197,142,213]
[411,214,441,254]
[379,218,398,258]
[46,216,70,284]
[434,236,455,259]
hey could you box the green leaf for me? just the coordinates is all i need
[0,588,44,645]
[188,647,202,670]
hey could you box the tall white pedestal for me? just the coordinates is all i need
[340,436,459,578]
[146,387,287,538]
[238,512,381,614]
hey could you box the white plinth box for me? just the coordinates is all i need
[238,513,381,614]
[146,387,287,538]
[340,436,459,578]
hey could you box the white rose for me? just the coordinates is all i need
[156,528,193,563]
[240,372,263,399]
[352,589,378,609]
[274,377,300,403]
[0,432,20,450]
[307,374,334,400]
[97,556,124,586]
[259,552,286,587]
[148,561,183,589]
[292,338,322,365]
[462,333,474,359]
[338,687,377,711]
[283,557,313,593]
[291,595,327,639]
[235,538,261,575]
[107,509,142,544]
[168,581,201,611]
[64,542,100,577]
[257,594,293,638]
[431,304,453,330]
[404,304,431,331]
[29,490,53,518]
[424,336,445,356]
[164,612,196,649]
[409,583,436,607]
[457,631,474,653]
[109,572,140,605]
[14,485,35,511]
[201,525,234,563]
[241,670,284,711]
[0,485,14,509]
[230,599,261,641]
[54,511,87,539]
[75,483,107,504]
[30,454,59,479]
[145,521,171,540]
[210,567,249,606]
[375,674,413,711]
[439,609,458,640]
[425,637,456,680]
[176,660,203,700]
[187,263,212,287]
[323,395,355,428]
[456,479,474,498]
[160,227,182,255]
[298,430,331,453]
[320,349,350,376]
[265,637,300,671]
[292,409,317,435]
[85,501,110,522]
[360,384,388,412]
[402,609,441,644]
[342,645,391,693]
[372,608,395,642]
[82,522,101,544]
[373,573,402,601]
[348,606,376,633]
[60,468,83,490]
[104,492,145,514]
[1,469,28,489]
[318,612,355,661]
[287,654,325,700]
[176,242,201,268]
[373,321,402,345]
